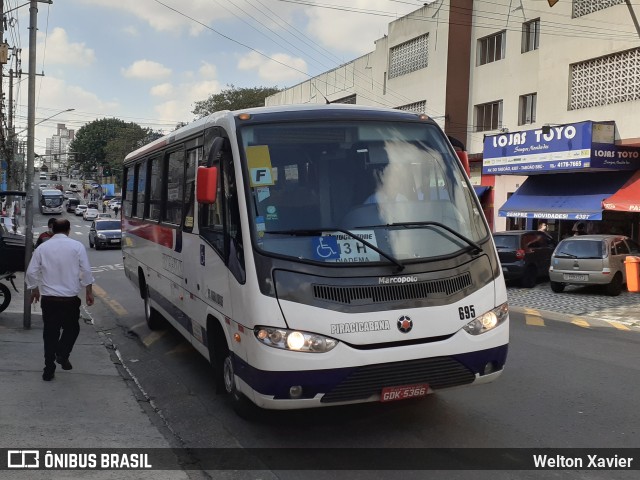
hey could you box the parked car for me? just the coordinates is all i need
[493,230,556,288]
[66,198,80,213]
[549,234,640,296]
[75,204,88,216]
[83,208,99,221]
[39,173,47,180]
[88,219,122,250]
[109,199,121,210]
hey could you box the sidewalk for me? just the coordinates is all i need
[0,278,190,478]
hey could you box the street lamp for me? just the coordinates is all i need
[22,107,74,328]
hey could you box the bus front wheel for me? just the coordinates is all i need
[223,354,259,420]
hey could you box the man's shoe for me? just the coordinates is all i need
[42,371,55,381]
[55,355,72,370]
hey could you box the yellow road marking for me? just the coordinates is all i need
[522,308,540,316]
[93,284,128,317]
[607,321,630,331]
[166,343,192,355]
[571,319,591,329]
[525,314,545,327]
[142,330,166,347]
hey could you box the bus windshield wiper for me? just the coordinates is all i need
[263,227,405,271]
[355,221,483,255]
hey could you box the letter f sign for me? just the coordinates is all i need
[250,167,273,186]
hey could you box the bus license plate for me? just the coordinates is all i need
[380,384,428,402]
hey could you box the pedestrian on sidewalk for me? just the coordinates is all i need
[35,218,56,248]
[26,218,95,381]
[113,205,119,217]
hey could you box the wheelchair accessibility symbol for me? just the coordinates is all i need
[313,236,340,260]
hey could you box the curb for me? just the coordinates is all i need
[510,305,640,331]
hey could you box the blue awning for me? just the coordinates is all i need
[473,185,490,197]
[498,172,635,220]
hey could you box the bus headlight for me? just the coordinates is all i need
[462,303,508,335]
[255,327,338,353]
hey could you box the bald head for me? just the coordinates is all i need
[52,218,71,235]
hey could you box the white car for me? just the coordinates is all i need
[83,208,99,221]
[75,204,88,216]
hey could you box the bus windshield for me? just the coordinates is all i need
[240,120,488,264]
[42,192,63,207]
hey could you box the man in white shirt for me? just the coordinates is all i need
[26,219,95,381]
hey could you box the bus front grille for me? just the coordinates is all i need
[313,272,472,305]
[320,357,475,403]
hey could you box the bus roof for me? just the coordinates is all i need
[123,104,433,164]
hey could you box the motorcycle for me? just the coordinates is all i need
[0,190,27,313]
[0,272,19,313]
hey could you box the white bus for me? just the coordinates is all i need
[39,189,64,214]
[121,105,509,415]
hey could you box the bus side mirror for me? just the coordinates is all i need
[196,166,218,204]
[456,150,470,177]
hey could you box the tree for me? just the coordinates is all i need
[69,118,157,187]
[192,84,280,118]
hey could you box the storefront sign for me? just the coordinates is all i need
[482,121,640,174]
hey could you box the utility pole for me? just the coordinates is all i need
[23,0,38,329]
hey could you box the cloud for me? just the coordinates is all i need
[122,26,140,36]
[36,28,95,66]
[151,63,221,124]
[78,0,230,36]
[150,83,174,97]
[21,76,120,149]
[122,60,172,80]
[305,0,416,55]
[238,51,307,83]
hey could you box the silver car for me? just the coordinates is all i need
[549,234,640,296]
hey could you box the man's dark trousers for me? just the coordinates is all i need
[41,296,81,373]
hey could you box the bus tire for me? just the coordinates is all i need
[223,354,260,420]
[0,283,11,313]
[143,284,164,330]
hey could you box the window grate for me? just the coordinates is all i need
[572,0,624,18]
[570,48,640,110]
[388,34,429,79]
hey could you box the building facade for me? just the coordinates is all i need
[265,0,640,235]
[44,123,75,172]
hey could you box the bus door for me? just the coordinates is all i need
[193,134,245,350]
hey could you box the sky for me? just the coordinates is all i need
[5,0,424,155]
